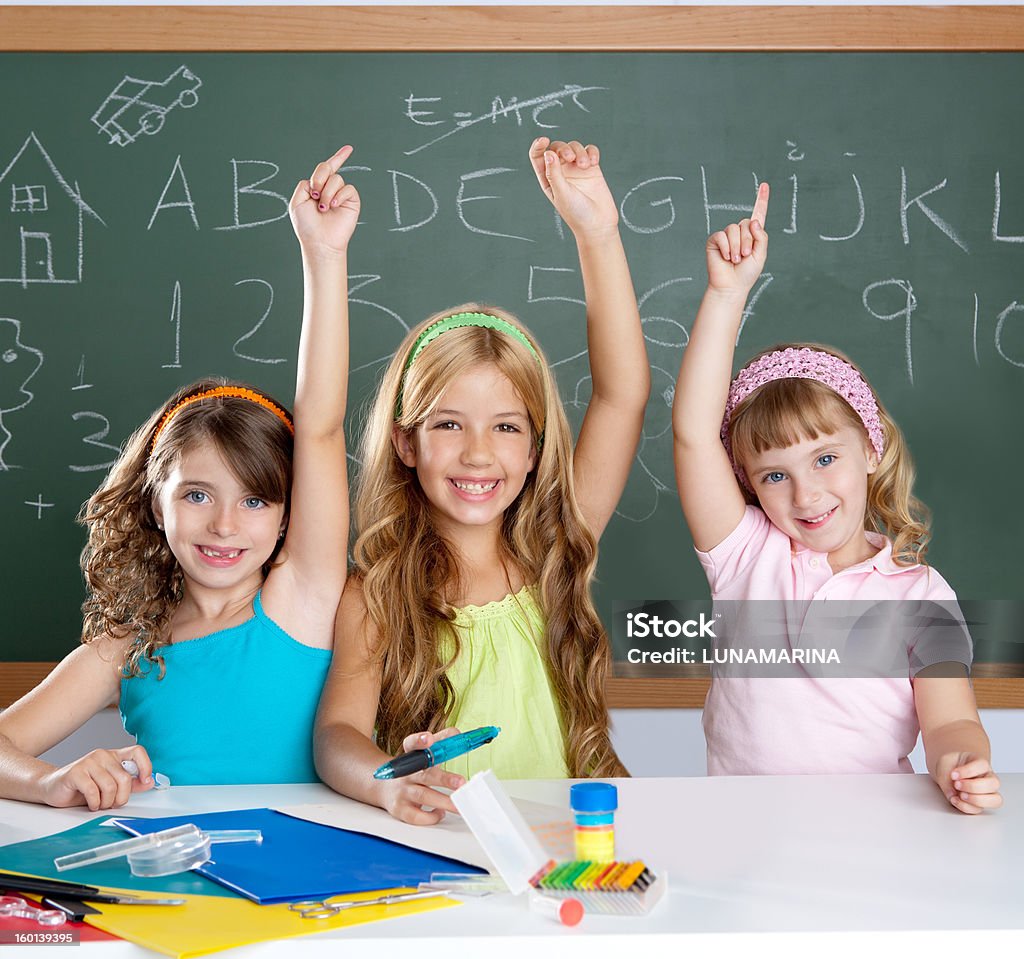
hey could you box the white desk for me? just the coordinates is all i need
[1,774,1021,957]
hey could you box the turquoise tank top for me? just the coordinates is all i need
[119,592,331,785]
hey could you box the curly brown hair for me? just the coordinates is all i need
[78,377,294,677]
[728,343,930,566]
[352,304,626,779]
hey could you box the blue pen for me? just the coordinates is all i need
[372,726,500,780]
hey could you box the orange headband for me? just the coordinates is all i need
[150,386,294,454]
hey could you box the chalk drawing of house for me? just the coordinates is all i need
[0,132,105,288]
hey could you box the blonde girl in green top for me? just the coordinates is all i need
[315,137,649,825]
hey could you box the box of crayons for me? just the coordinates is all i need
[452,771,667,917]
[529,859,665,916]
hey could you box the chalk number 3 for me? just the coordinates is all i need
[69,411,120,473]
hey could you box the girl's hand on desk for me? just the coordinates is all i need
[938,754,1003,815]
[39,746,155,811]
[380,728,467,826]
[289,145,361,259]
[529,137,618,239]
[706,182,769,298]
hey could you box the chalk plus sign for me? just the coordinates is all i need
[25,494,54,519]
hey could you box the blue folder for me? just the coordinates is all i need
[112,808,484,904]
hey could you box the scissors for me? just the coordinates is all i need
[0,895,68,927]
[288,889,448,919]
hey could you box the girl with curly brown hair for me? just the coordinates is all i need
[0,147,357,808]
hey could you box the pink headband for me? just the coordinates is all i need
[721,347,886,490]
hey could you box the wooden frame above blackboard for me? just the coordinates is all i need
[1,6,1023,53]
[1,6,1021,710]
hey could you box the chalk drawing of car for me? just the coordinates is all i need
[92,66,202,147]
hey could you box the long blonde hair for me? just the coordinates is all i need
[728,343,930,565]
[78,377,294,676]
[353,304,625,778]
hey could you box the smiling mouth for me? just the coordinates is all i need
[196,545,244,561]
[796,507,837,528]
[449,479,500,494]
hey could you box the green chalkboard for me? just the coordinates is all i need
[1,53,1023,666]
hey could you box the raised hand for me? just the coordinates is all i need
[379,728,467,826]
[529,137,618,238]
[289,146,361,258]
[706,181,770,297]
[38,745,155,811]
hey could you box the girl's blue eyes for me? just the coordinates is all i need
[761,455,836,484]
[184,490,265,508]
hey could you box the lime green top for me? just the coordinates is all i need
[441,585,569,780]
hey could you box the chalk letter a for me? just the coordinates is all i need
[148,156,200,231]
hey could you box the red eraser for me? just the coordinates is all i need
[558,897,584,927]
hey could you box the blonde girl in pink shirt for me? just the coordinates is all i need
[673,184,1002,814]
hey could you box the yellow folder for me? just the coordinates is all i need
[83,884,456,958]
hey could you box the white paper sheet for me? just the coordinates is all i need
[277,791,571,873]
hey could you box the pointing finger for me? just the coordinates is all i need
[751,181,770,227]
[311,146,353,197]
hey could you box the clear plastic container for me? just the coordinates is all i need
[127,828,212,877]
[54,825,263,878]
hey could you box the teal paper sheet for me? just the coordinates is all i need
[0,816,231,896]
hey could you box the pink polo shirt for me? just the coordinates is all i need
[697,506,964,776]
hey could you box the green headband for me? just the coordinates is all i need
[395,311,542,415]
[394,311,545,449]
[403,312,541,373]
